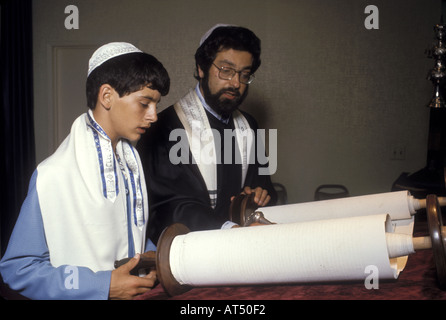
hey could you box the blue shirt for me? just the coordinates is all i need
[0,170,155,300]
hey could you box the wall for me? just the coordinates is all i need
[32,0,440,203]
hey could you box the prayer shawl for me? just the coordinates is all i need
[36,111,148,272]
[174,89,253,208]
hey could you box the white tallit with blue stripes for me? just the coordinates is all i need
[36,110,148,272]
[174,87,253,209]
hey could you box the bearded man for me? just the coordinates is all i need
[137,25,277,245]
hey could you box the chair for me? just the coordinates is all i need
[314,184,349,201]
[272,182,288,205]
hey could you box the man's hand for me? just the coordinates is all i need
[233,186,271,207]
[109,254,157,300]
[229,186,272,227]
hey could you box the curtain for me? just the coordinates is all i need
[0,0,35,256]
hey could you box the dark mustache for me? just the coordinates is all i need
[219,88,241,97]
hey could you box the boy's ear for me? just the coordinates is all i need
[97,84,113,110]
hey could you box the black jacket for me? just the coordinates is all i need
[137,105,277,244]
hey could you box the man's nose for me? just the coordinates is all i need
[229,72,241,88]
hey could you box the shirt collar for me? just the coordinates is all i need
[87,109,111,141]
[195,84,230,124]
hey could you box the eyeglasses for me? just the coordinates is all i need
[212,63,255,85]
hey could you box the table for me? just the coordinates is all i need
[137,213,446,300]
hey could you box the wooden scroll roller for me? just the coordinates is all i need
[114,224,191,296]
[229,193,272,226]
[116,194,446,296]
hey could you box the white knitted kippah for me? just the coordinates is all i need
[88,42,142,76]
[199,24,236,46]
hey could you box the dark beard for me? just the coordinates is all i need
[201,76,249,118]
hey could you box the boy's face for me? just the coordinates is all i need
[107,84,160,145]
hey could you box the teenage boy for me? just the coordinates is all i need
[0,42,170,300]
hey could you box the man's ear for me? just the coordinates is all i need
[97,84,113,110]
[197,65,205,80]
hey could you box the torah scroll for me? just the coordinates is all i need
[169,214,407,287]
